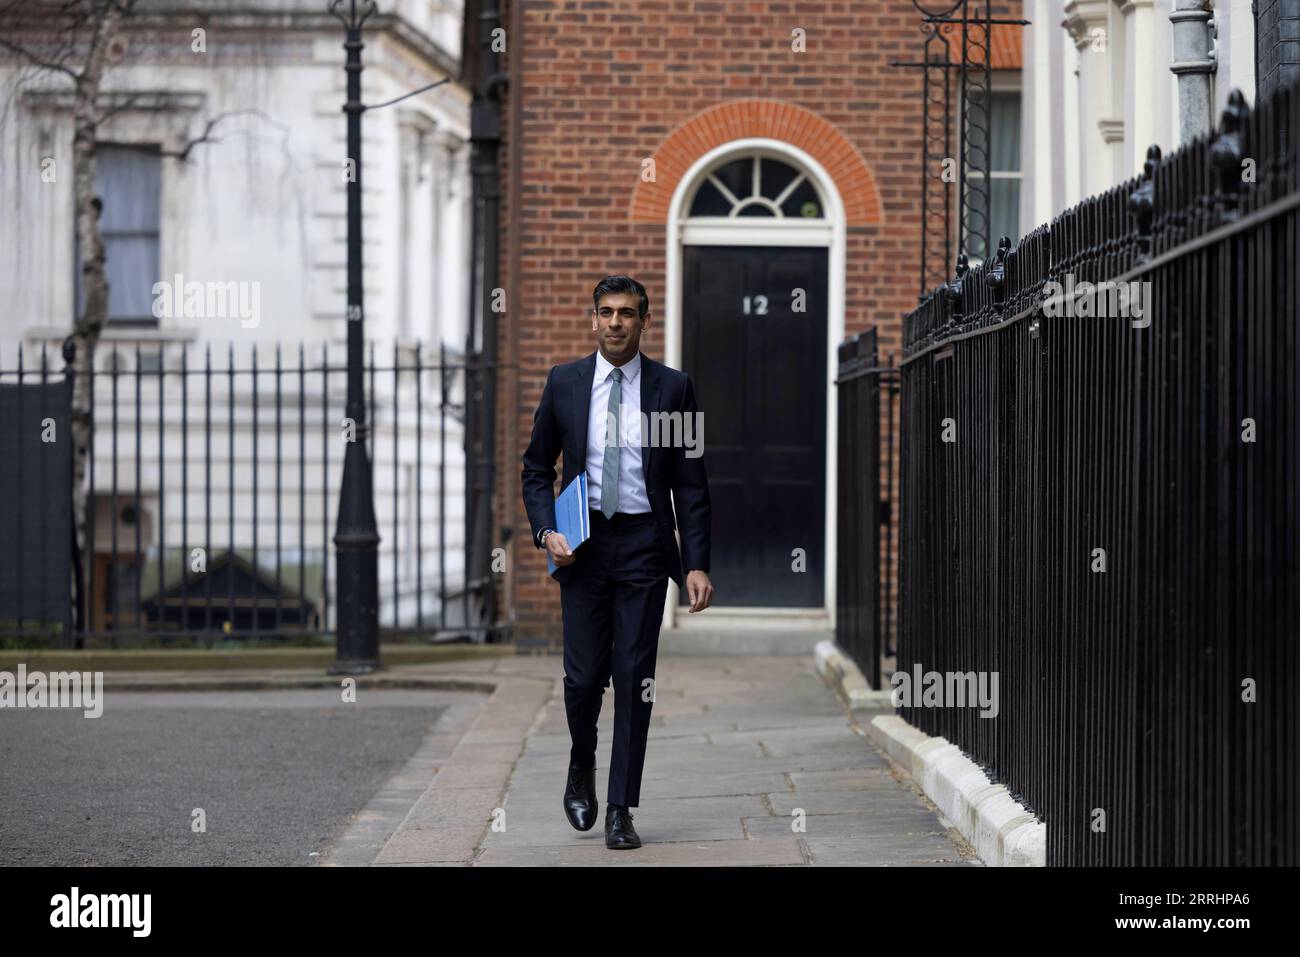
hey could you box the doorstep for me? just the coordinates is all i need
[659,609,831,655]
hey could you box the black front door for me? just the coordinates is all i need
[681,245,827,607]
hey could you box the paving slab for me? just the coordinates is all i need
[317,653,977,866]
[466,655,975,866]
[473,838,807,867]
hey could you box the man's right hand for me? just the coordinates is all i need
[545,531,575,566]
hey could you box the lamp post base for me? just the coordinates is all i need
[326,658,385,676]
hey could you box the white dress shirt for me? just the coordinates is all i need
[587,350,652,515]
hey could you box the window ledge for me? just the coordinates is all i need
[24,325,201,344]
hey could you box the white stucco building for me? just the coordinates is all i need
[0,0,475,636]
[1020,0,1259,233]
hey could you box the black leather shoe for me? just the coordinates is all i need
[604,805,641,849]
[562,764,597,831]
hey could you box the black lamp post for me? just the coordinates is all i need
[327,0,381,675]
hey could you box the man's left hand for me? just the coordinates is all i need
[685,570,714,613]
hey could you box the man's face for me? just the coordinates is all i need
[592,290,648,364]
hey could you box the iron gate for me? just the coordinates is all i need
[834,327,899,689]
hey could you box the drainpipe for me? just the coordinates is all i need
[1170,0,1217,141]
[466,0,508,638]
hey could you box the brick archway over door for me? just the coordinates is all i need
[630,100,884,226]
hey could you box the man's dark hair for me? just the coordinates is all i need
[592,275,650,318]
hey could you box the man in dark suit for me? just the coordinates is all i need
[521,274,714,850]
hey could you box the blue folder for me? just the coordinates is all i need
[546,471,591,577]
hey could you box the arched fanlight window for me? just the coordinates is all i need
[687,155,825,219]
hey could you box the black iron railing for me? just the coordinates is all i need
[894,82,1299,865]
[0,339,500,647]
[834,328,900,689]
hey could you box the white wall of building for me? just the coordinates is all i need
[1022,0,1256,227]
[0,1,476,631]
[0,0,471,351]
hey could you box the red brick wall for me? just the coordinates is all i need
[496,0,1020,645]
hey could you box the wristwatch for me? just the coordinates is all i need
[538,527,556,547]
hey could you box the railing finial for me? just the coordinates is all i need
[1209,88,1250,223]
[942,252,969,331]
[1128,144,1161,263]
[986,236,1010,305]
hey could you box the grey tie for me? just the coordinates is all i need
[600,367,623,519]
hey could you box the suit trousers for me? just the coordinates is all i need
[559,508,669,808]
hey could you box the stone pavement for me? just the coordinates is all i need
[327,653,979,867]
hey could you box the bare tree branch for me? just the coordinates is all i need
[92,108,291,163]
[0,0,107,83]
[0,34,81,81]
[88,87,145,124]
[164,109,287,161]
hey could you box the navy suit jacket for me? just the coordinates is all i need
[521,350,711,589]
